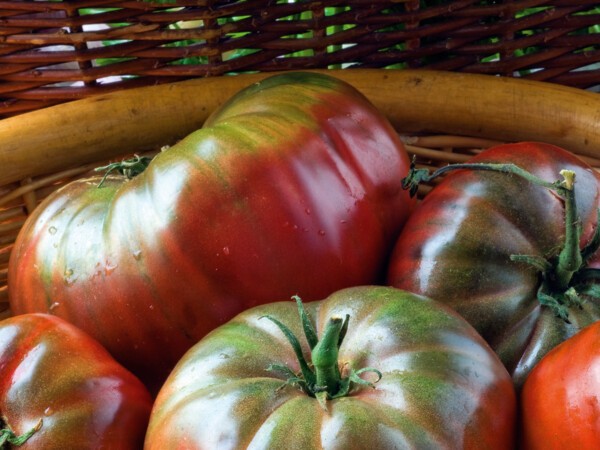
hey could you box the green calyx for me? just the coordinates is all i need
[95,154,153,188]
[262,296,382,410]
[0,419,42,448]
[404,160,600,323]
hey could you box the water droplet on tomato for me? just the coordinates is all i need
[64,268,77,285]
[132,250,142,260]
[44,407,53,416]
[49,226,57,235]
[105,261,117,276]
[222,246,230,256]
[318,230,326,236]
[49,302,60,311]
[305,208,311,215]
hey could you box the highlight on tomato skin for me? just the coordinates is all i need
[387,141,600,388]
[520,320,600,450]
[144,286,517,450]
[0,313,153,450]
[8,72,416,395]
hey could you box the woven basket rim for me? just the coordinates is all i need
[3,68,600,187]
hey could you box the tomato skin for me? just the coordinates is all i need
[144,286,516,450]
[0,313,152,449]
[520,321,600,449]
[387,142,600,387]
[8,72,414,392]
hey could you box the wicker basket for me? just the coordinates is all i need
[2,0,600,118]
[2,1,600,318]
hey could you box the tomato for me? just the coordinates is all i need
[0,313,152,449]
[144,286,516,449]
[520,321,600,449]
[8,72,414,393]
[387,142,600,387]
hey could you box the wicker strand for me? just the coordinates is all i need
[1,1,600,117]
[0,162,106,209]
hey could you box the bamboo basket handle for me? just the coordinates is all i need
[2,69,600,187]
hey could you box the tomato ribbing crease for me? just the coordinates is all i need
[8,72,415,393]
[388,142,600,388]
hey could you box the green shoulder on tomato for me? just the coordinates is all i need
[9,72,415,393]
[388,142,600,387]
[145,286,516,449]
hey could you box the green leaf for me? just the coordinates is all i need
[292,296,318,350]
[538,290,570,322]
[576,283,600,298]
[337,314,350,348]
[315,391,329,411]
[509,254,552,272]
[266,364,309,393]
[261,315,316,388]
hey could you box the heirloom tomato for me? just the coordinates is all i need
[144,286,516,450]
[0,313,152,449]
[387,142,600,387]
[520,321,600,449]
[8,72,414,393]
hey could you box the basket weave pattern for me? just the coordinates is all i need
[2,0,600,117]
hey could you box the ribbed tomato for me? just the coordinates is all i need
[388,142,600,387]
[520,321,600,449]
[8,72,414,393]
[145,286,516,449]
[0,313,152,449]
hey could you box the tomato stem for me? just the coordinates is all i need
[403,161,600,322]
[312,316,344,398]
[95,154,153,188]
[263,297,381,409]
[554,171,582,290]
[402,158,561,197]
[0,419,42,448]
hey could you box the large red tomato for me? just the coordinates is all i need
[8,72,414,392]
[387,142,600,387]
[0,313,152,449]
[520,321,600,449]
[145,286,516,449]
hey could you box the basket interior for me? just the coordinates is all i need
[2,0,600,118]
